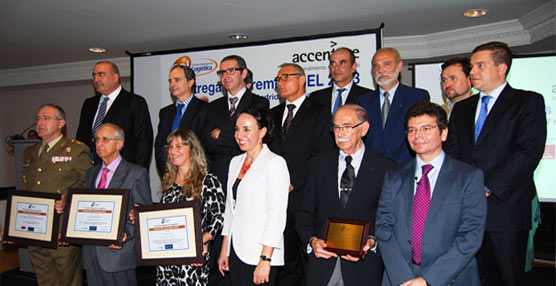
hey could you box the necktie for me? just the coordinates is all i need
[382,91,391,128]
[281,104,296,140]
[172,103,185,131]
[412,164,433,265]
[332,88,346,114]
[474,95,492,143]
[97,167,110,189]
[340,155,355,209]
[92,96,109,137]
[39,143,49,160]
[229,97,238,117]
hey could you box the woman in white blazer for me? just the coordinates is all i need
[218,108,289,285]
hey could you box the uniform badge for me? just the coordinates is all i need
[66,147,71,153]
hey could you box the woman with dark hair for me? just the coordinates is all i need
[157,129,225,286]
[218,108,290,285]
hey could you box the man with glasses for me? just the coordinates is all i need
[296,104,395,286]
[202,54,269,285]
[376,102,486,286]
[268,63,334,286]
[310,47,372,115]
[155,64,208,177]
[82,123,152,286]
[22,104,92,286]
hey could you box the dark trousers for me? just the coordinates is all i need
[229,244,278,286]
[477,230,528,286]
[276,211,306,286]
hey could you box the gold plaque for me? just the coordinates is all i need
[324,218,370,257]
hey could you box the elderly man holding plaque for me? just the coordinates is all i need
[296,104,395,286]
[22,104,92,286]
[375,102,486,286]
[82,123,152,285]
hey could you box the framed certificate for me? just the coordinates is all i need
[60,188,129,246]
[323,218,370,258]
[135,200,203,266]
[3,190,61,249]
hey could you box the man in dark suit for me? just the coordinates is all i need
[269,63,335,285]
[296,104,396,286]
[83,123,152,285]
[444,42,546,286]
[376,102,486,286]
[357,47,430,164]
[76,61,153,168]
[310,47,372,114]
[155,65,208,177]
[202,55,269,285]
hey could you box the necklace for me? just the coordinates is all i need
[239,160,252,177]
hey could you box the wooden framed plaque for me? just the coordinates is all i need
[323,218,370,258]
[3,190,61,249]
[60,188,129,246]
[135,200,203,266]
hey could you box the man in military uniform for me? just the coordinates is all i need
[22,104,92,286]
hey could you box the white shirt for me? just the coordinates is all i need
[91,85,122,128]
[337,144,365,198]
[281,95,306,124]
[474,82,507,122]
[227,87,247,110]
[414,151,446,197]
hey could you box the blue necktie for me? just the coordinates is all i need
[474,95,492,143]
[172,103,185,131]
[92,96,109,137]
[332,88,346,114]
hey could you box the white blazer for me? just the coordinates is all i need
[222,144,290,266]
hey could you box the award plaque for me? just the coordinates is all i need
[3,190,62,249]
[135,200,203,266]
[60,188,129,246]
[323,218,370,257]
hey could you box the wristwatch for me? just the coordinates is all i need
[260,255,272,262]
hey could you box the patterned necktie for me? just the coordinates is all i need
[92,96,109,137]
[382,91,391,128]
[229,97,238,117]
[172,102,185,131]
[97,167,110,189]
[281,104,296,140]
[332,88,346,114]
[340,155,355,210]
[412,164,433,265]
[474,95,492,143]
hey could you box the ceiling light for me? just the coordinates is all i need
[89,47,107,53]
[463,9,488,18]
[227,33,248,40]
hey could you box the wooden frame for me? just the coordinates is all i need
[323,218,370,258]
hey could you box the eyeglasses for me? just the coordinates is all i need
[331,121,365,133]
[274,73,302,82]
[92,136,119,144]
[216,67,243,77]
[407,125,438,136]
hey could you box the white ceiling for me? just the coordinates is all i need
[1,0,554,70]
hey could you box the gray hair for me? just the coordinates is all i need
[97,123,125,142]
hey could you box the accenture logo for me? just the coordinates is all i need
[173,55,218,76]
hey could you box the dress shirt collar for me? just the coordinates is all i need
[415,151,445,196]
[339,143,365,175]
[480,81,507,100]
[175,94,194,114]
[95,155,123,188]
[40,134,63,155]
[228,87,247,109]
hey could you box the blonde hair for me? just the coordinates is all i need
[161,129,207,200]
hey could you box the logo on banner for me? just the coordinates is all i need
[173,56,218,76]
[174,56,192,67]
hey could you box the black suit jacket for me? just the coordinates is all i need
[154,96,208,176]
[309,83,372,112]
[444,84,546,232]
[201,90,269,190]
[268,97,335,213]
[296,148,396,286]
[76,89,154,168]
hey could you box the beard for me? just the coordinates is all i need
[374,71,400,88]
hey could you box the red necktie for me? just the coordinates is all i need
[97,167,110,189]
[411,164,433,264]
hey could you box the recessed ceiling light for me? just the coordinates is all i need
[89,47,107,53]
[227,33,248,40]
[463,9,488,18]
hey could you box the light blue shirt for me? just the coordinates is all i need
[176,94,194,117]
[379,82,399,108]
[474,81,507,122]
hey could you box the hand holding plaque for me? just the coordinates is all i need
[323,218,370,258]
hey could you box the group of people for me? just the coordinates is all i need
[14,40,545,286]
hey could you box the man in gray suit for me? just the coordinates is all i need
[376,102,486,286]
[83,123,152,285]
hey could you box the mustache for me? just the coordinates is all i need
[337,137,350,143]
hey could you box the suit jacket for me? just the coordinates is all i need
[268,97,335,213]
[444,84,546,232]
[310,83,372,113]
[201,90,269,190]
[222,145,289,266]
[376,155,486,286]
[296,148,396,286]
[154,96,208,176]
[82,158,152,272]
[76,88,154,169]
[357,84,430,164]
